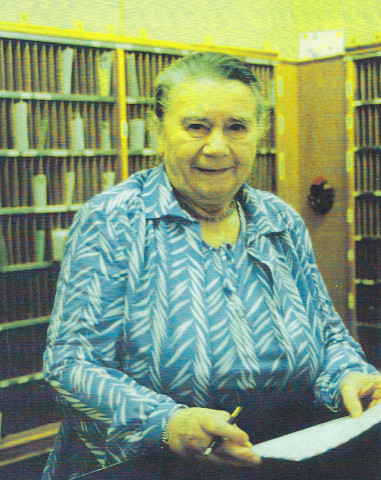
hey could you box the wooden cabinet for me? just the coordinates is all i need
[345,44,381,369]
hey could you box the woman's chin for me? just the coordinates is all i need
[195,192,235,210]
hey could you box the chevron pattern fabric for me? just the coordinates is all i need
[42,164,376,479]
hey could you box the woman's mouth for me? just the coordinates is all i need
[195,167,232,174]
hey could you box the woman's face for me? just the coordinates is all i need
[158,78,259,210]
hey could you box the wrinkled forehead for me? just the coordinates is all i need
[165,77,258,117]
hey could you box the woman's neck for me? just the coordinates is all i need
[174,190,236,223]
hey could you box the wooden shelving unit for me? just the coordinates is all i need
[345,44,381,369]
[0,21,278,466]
[0,421,61,467]
[276,56,351,328]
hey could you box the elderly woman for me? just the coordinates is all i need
[42,53,381,480]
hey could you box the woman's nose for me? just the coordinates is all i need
[202,129,230,156]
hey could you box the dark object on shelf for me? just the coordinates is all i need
[307,177,335,214]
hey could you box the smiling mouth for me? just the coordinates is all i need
[195,167,232,173]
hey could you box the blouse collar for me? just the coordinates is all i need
[141,163,288,235]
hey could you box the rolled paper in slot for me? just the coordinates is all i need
[98,51,112,97]
[39,115,49,150]
[52,228,70,261]
[65,171,75,205]
[71,113,85,151]
[0,226,8,267]
[129,118,145,153]
[34,229,46,262]
[32,174,47,207]
[102,171,115,191]
[101,121,111,150]
[126,53,139,98]
[62,47,74,95]
[13,101,29,151]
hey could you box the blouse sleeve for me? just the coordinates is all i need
[290,214,379,411]
[43,199,181,466]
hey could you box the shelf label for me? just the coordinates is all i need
[6,149,20,156]
[34,92,53,100]
[346,114,353,130]
[362,279,376,286]
[347,249,355,262]
[24,149,38,157]
[116,43,133,49]
[50,149,68,156]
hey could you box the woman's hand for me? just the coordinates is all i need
[339,371,381,417]
[167,407,261,467]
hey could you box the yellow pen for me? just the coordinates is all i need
[204,406,243,456]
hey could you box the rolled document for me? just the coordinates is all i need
[129,118,145,152]
[65,171,75,205]
[13,101,29,151]
[34,230,46,262]
[102,171,115,191]
[52,228,70,261]
[32,174,47,207]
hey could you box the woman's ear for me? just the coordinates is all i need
[147,111,164,156]
[155,120,165,157]
[157,140,165,158]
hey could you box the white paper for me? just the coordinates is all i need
[252,403,381,461]
[299,30,344,60]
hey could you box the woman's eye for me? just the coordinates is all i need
[186,123,209,136]
[229,123,246,132]
[226,123,248,138]
[188,123,207,131]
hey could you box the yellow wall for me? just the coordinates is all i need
[2,0,381,60]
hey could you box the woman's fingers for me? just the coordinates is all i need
[167,407,261,467]
[207,441,261,466]
[339,372,381,417]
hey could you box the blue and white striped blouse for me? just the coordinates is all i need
[42,164,376,479]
